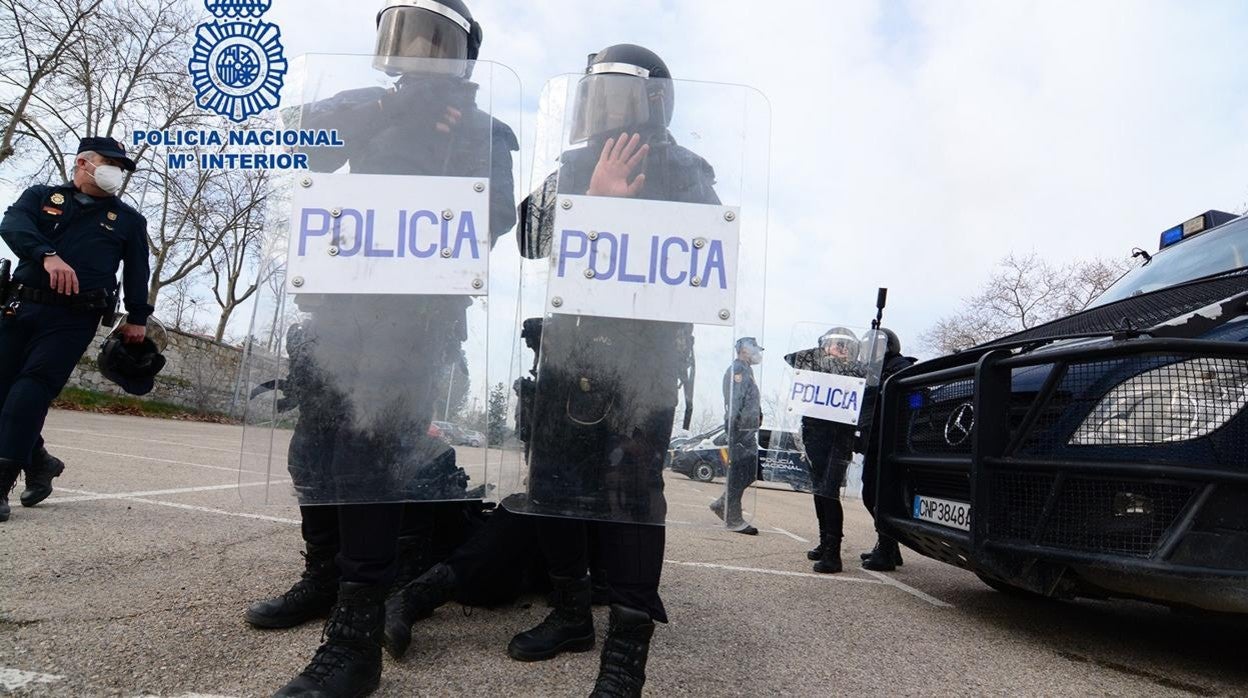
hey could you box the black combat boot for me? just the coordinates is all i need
[246,544,339,629]
[0,459,20,523]
[807,543,825,561]
[20,446,65,508]
[384,562,457,660]
[590,605,655,698]
[862,535,904,572]
[507,575,595,662]
[273,582,385,698]
[812,535,843,575]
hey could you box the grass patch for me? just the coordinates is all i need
[52,387,238,424]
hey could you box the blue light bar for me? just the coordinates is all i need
[1159,225,1184,249]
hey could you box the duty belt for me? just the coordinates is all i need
[13,285,113,311]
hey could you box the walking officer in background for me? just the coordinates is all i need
[0,137,151,523]
[710,337,763,536]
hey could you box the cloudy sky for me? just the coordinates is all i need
[266,0,1248,357]
[3,0,1246,417]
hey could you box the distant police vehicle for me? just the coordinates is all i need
[666,426,810,489]
[877,210,1248,613]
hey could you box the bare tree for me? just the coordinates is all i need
[921,253,1134,355]
[0,0,104,168]
[205,169,276,341]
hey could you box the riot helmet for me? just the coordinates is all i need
[374,0,483,75]
[97,317,169,397]
[880,327,902,356]
[570,44,674,145]
[819,327,860,359]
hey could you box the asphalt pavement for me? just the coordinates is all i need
[2,411,1247,696]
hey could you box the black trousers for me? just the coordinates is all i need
[861,451,879,523]
[537,516,667,623]
[812,494,844,544]
[0,303,99,464]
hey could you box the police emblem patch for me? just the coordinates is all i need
[50,193,65,205]
[188,0,286,124]
[107,212,118,221]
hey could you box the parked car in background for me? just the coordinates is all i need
[666,425,811,488]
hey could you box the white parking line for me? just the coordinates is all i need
[0,667,62,691]
[51,486,300,526]
[862,569,954,608]
[664,560,884,584]
[46,443,268,476]
[53,481,279,504]
[44,426,277,459]
[770,527,810,543]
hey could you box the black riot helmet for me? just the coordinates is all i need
[97,316,169,396]
[570,44,675,145]
[880,328,902,356]
[374,0,483,75]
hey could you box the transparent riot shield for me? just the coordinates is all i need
[238,54,521,506]
[773,323,887,498]
[496,72,770,528]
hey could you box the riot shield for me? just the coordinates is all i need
[773,323,887,498]
[238,54,521,506]
[497,73,770,528]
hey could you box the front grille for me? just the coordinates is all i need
[986,472,1055,540]
[1039,478,1197,558]
[986,475,1196,558]
[909,468,971,502]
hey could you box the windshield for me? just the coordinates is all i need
[1091,216,1248,308]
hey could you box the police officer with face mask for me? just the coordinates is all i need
[0,137,151,523]
[710,337,763,535]
[242,3,517,696]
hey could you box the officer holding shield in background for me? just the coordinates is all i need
[0,137,152,523]
[859,328,916,571]
[240,3,519,696]
[786,328,867,574]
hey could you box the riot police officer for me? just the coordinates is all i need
[860,328,916,571]
[0,137,151,523]
[710,337,763,535]
[507,44,716,697]
[786,328,867,574]
[245,3,518,696]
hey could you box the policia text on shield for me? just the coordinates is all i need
[0,137,154,524]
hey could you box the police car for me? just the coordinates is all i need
[666,427,810,488]
[877,211,1248,612]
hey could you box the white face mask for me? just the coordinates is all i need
[87,161,126,195]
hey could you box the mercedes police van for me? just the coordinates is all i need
[877,210,1248,612]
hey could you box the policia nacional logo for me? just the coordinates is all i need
[188,0,286,123]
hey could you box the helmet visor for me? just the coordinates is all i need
[374,6,469,74]
[569,73,652,145]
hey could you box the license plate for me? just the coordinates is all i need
[913,495,972,532]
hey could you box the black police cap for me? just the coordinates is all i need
[78,136,137,172]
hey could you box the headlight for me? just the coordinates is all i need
[1071,358,1248,446]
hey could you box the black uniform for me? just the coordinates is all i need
[861,351,917,519]
[0,185,151,464]
[714,358,761,527]
[515,136,718,621]
[785,349,867,545]
[282,75,518,585]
